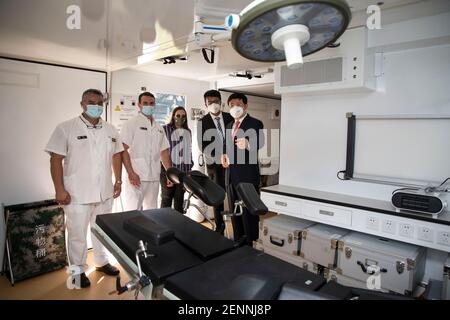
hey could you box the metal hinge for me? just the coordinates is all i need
[302,230,307,240]
[288,233,293,244]
[336,268,343,275]
[299,252,305,258]
[407,259,415,271]
[331,239,338,250]
[263,226,268,236]
[338,241,344,251]
[294,230,301,240]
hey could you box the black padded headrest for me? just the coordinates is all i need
[166,167,185,185]
[220,274,282,300]
[123,214,174,246]
[236,183,268,216]
[183,171,225,206]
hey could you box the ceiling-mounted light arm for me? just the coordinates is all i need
[194,16,232,48]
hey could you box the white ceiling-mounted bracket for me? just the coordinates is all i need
[194,17,232,47]
[271,25,311,70]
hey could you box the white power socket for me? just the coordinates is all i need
[382,219,396,235]
[417,226,434,242]
[437,231,450,247]
[399,223,414,239]
[366,216,380,231]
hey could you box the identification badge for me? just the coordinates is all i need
[77,136,88,140]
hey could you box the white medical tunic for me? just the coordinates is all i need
[120,113,170,182]
[45,116,124,205]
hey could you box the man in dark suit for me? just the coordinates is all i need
[198,90,234,234]
[222,93,264,246]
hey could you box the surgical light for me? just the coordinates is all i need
[229,0,351,69]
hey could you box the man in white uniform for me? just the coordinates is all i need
[45,89,123,288]
[121,92,172,210]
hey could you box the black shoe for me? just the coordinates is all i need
[215,223,225,235]
[72,272,90,288]
[96,263,120,276]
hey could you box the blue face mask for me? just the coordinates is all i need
[142,106,155,117]
[85,105,103,119]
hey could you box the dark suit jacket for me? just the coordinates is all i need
[225,114,264,186]
[198,112,234,168]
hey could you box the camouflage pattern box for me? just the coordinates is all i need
[5,200,67,283]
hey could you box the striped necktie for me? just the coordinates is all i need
[215,117,225,140]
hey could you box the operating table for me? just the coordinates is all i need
[92,170,411,300]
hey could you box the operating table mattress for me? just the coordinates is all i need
[95,210,200,285]
[165,246,326,300]
[95,209,236,286]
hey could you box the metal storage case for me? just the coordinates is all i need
[325,268,378,291]
[259,214,316,256]
[300,224,349,269]
[336,232,426,295]
[254,240,318,274]
[443,256,450,300]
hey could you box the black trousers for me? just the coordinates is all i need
[160,169,185,214]
[206,164,225,228]
[228,183,260,246]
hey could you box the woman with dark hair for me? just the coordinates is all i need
[160,106,193,213]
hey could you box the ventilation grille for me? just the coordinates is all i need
[392,192,444,214]
[401,195,431,211]
[280,57,343,87]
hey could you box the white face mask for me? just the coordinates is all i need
[207,103,221,114]
[230,106,244,119]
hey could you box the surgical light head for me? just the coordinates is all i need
[228,0,351,69]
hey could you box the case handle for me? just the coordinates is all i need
[270,236,285,247]
[357,261,387,274]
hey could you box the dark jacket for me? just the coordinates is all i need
[198,112,234,168]
[225,114,264,186]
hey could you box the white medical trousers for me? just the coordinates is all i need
[64,198,113,272]
[123,180,159,211]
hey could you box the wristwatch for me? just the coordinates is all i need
[115,180,122,185]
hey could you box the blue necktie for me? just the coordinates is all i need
[215,117,225,141]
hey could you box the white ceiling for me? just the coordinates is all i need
[0,0,446,98]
